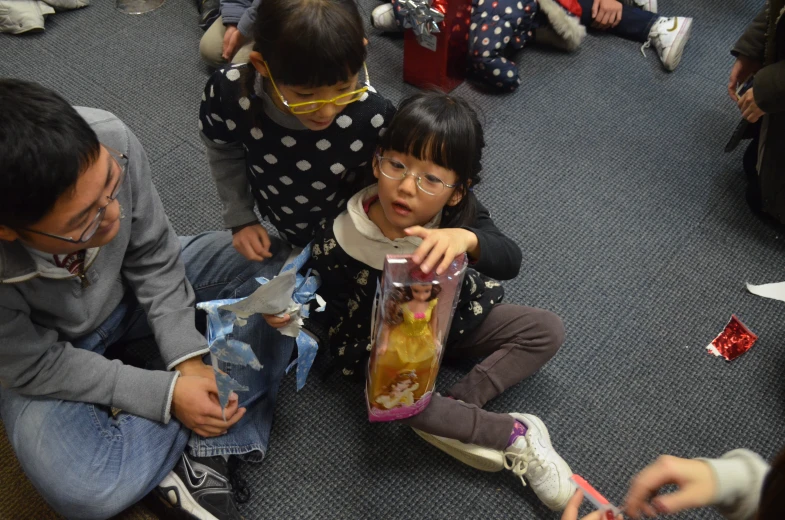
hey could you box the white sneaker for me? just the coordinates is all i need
[622,0,657,13]
[643,16,693,71]
[412,428,505,472]
[371,3,401,32]
[504,414,574,511]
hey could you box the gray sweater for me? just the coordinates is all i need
[703,449,770,520]
[0,107,208,423]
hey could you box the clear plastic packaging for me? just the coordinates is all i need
[366,254,468,422]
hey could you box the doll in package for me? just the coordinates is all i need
[366,254,467,422]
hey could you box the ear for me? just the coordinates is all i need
[446,187,466,207]
[364,37,369,46]
[0,226,21,242]
[249,51,268,77]
[372,151,381,180]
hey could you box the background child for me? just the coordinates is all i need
[199,0,396,258]
[298,91,574,511]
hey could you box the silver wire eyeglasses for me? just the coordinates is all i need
[22,146,127,244]
[375,153,458,196]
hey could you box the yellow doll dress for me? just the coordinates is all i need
[370,299,438,404]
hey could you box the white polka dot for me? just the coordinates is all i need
[281,206,294,214]
[252,164,263,173]
[267,185,279,195]
[198,120,203,131]
[350,140,363,152]
[482,50,490,57]
[296,160,311,171]
[201,92,206,102]
[495,42,502,49]
[492,15,499,21]
[368,85,377,93]
[370,114,384,128]
[504,36,510,44]
[326,192,336,201]
[504,21,511,27]
[226,119,236,131]
[295,223,309,229]
[279,176,293,185]
[337,199,346,207]
[212,139,226,144]
[360,92,369,102]
[281,136,296,147]
[211,113,223,122]
[470,22,477,30]
[478,0,484,5]
[517,17,522,25]
[312,181,326,190]
[259,189,268,200]
[507,70,514,78]
[311,206,322,212]
[210,85,215,97]
[474,36,478,43]
[494,27,502,35]
[238,97,250,110]
[493,69,501,76]
[264,154,277,164]
[271,210,281,221]
[330,163,345,174]
[505,6,513,14]
[378,128,386,137]
[336,115,352,128]
[285,229,296,235]
[316,139,331,150]
[501,57,507,63]
[295,195,309,204]
[481,11,487,17]
[250,127,263,140]
[517,1,523,8]
[482,37,490,45]
[226,69,241,81]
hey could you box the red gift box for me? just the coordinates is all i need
[402,0,472,92]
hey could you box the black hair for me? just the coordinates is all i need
[0,79,100,229]
[759,446,785,520]
[253,0,366,87]
[377,91,485,228]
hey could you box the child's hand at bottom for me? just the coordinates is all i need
[406,227,479,274]
[624,456,717,518]
[232,223,273,262]
[562,491,622,520]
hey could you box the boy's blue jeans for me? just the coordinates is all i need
[0,231,293,520]
[576,0,658,42]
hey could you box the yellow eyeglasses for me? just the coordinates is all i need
[264,61,371,115]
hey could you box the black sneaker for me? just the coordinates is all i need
[157,452,244,520]
[198,0,220,30]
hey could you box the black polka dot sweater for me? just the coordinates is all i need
[199,64,396,247]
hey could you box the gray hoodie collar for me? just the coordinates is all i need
[253,73,308,131]
[0,240,38,283]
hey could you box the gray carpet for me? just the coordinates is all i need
[1,0,783,518]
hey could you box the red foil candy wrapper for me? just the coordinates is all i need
[706,315,758,361]
[403,0,472,92]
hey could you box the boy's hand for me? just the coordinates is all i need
[172,358,245,437]
[728,56,761,101]
[222,25,246,61]
[592,0,622,29]
[406,227,479,275]
[624,455,717,518]
[738,88,765,123]
[232,223,272,262]
[263,313,291,329]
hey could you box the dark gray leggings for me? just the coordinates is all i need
[403,304,565,450]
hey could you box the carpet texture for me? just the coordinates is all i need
[1,0,783,519]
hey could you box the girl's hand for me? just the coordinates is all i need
[562,491,622,520]
[232,223,273,262]
[737,88,765,123]
[728,56,761,101]
[222,24,247,61]
[263,313,290,329]
[591,0,622,29]
[406,227,479,275]
[624,456,717,518]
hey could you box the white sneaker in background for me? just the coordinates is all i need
[622,0,657,13]
[503,413,574,511]
[642,16,693,71]
[371,3,401,32]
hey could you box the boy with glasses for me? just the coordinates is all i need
[0,79,294,520]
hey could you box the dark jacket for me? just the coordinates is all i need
[733,1,785,223]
